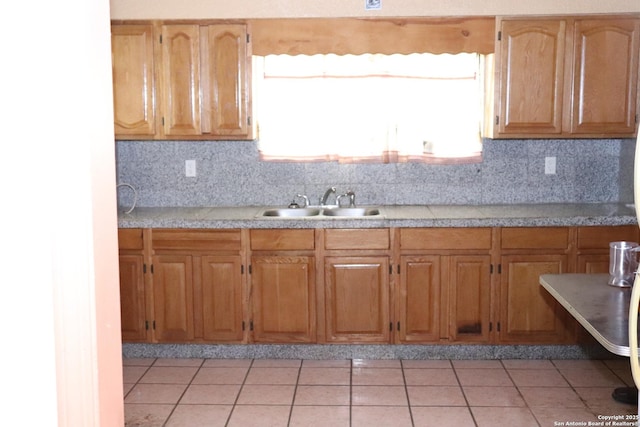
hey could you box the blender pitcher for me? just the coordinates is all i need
[608,241,640,287]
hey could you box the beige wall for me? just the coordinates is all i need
[110,0,640,20]
[3,0,123,425]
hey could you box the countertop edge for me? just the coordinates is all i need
[117,204,638,229]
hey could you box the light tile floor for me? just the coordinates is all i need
[123,357,638,427]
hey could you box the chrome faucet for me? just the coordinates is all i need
[319,187,337,206]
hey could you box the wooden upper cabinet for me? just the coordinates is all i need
[570,18,640,135]
[111,21,252,140]
[111,25,156,137]
[160,25,201,136]
[204,25,250,137]
[494,16,640,138]
[496,19,567,136]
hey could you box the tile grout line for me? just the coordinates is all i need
[450,360,479,427]
[161,358,206,427]
[400,360,415,427]
[286,359,303,427]
[498,360,542,427]
[224,358,256,427]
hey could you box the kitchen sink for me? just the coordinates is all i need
[321,207,380,217]
[259,206,381,218]
[261,207,322,217]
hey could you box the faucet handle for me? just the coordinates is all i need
[336,191,356,208]
[289,194,309,208]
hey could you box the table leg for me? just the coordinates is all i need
[612,386,638,404]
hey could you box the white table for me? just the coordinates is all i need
[540,273,637,405]
[540,273,631,356]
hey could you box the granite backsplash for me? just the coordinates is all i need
[115,138,636,208]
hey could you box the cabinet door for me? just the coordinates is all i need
[576,254,609,274]
[111,25,156,136]
[119,254,147,342]
[398,256,441,343]
[449,255,492,343]
[570,19,640,135]
[325,256,390,343]
[496,19,567,135]
[152,255,194,342]
[160,25,201,136]
[205,24,250,136]
[251,256,315,343]
[499,254,569,343]
[200,255,243,342]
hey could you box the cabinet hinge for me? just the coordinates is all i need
[495,115,499,125]
[497,31,502,41]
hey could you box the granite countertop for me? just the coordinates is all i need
[117,203,638,229]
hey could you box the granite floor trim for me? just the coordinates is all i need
[122,343,616,360]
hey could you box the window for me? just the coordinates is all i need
[254,52,485,163]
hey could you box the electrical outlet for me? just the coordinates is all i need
[544,156,556,175]
[185,160,196,177]
[365,0,381,10]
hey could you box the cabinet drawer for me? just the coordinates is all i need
[500,227,569,250]
[118,228,143,250]
[577,225,640,250]
[400,228,492,250]
[250,229,315,250]
[324,229,390,250]
[152,229,242,251]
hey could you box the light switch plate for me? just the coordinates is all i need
[185,159,196,177]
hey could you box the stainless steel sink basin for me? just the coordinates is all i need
[261,208,321,217]
[322,207,380,217]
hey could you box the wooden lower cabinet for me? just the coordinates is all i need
[325,256,390,343]
[118,225,637,346]
[498,254,570,343]
[152,255,195,342]
[448,255,492,343]
[118,228,147,342]
[398,256,441,342]
[398,255,491,344]
[200,255,244,341]
[397,228,493,344]
[251,255,315,343]
[576,225,640,274]
[147,229,245,343]
[119,254,147,341]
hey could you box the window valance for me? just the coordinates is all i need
[250,17,495,56]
